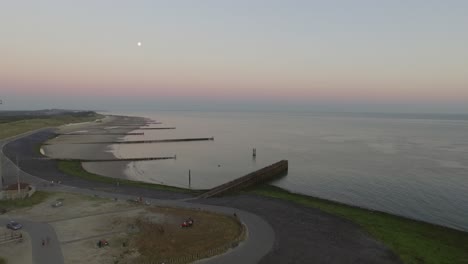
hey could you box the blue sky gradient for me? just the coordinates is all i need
[1,1,467,112]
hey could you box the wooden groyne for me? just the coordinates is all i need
[111,123,162,126]
[103,126,175,130]
[56,132,144,136]
[47,137,215,145]
[36,156,176,162]
[199,160,288,198]
[137,127,176,130]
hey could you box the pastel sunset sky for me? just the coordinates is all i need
[1,1,467,112]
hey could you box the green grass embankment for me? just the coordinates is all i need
[0,114,103,140]
[58,160,198,194]
[251,185,468,264]
[0,191,50,211]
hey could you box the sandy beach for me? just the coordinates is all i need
[41,115,149,181]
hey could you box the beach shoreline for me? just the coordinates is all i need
[42,115,149,182]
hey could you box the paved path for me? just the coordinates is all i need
[0,129,275,264]
[0,218,64,264]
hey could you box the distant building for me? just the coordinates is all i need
[4,182,31,191]
[0,182,35,200]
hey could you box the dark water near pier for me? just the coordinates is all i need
[94,111,468,231]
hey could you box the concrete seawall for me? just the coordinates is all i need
[137,127,176,130]
[55,132,144,136]
[109,122,162,126]
[199,160,288,198]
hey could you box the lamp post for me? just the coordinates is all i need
[188,170,191,189]
[16,155,20,194]
[0,155,3,189]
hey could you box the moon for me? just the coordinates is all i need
[137,42,142,47]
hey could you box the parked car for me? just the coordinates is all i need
[97,239,109,248]
[181,217,194,228]
[51,201,63,207]
[6,221,22,230]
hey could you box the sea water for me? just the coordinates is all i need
[99,111,468,231]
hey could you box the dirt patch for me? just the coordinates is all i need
[4,192,243,264]
[56,205,243,264]
[61,232,139,264]
[52,209,146,243]
[7,192,134,222]
[121,207,243,264]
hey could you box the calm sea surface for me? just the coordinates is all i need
[102,111,468,231]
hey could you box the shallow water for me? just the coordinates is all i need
[95,111,468,231]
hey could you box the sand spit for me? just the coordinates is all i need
[41,115,148,174]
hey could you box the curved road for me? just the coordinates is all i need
[0,129,275,264]
[0,218,63,264]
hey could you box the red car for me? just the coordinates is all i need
[181,218,194,228]
[97,239,109,248]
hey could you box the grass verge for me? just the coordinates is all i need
[250,185,468,264]
[0,114,103,140]
[0,191,50,211]
[57,160,199,194]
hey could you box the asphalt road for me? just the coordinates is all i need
[0,218,64,264]
[199,195,402,264]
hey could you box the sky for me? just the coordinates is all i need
[1,0,468,113]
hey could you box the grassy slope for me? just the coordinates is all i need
[0,114,103,140]
[251,185,468,264]
[0,191,50,210]
[57,160,198,194]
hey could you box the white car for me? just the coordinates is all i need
[51,201,63,207]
